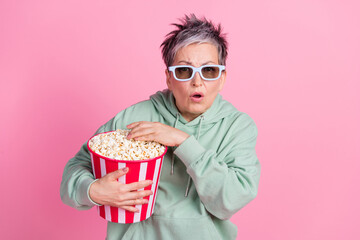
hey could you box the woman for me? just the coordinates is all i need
[61,14,260,240]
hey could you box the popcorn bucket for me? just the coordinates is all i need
[87,133,167,224]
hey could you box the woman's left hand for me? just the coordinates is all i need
[126,121,189,147]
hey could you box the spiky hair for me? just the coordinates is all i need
[160,14,228,67]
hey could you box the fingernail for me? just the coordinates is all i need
[122,167,129,172]
[144,199,149,204]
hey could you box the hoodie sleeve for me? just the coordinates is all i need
[60,100,156,210]
[60,119,116,210]
[174,114,260,220]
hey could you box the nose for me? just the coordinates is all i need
[191,71,203,87]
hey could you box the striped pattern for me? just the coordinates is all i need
[89,152,164,223]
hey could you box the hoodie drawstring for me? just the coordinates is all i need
[196,115,204,140]
[185,115,204,197]
[171,113,180,175]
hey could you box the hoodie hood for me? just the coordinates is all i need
[150,89,237,126]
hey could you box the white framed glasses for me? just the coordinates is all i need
[168,65,225,81]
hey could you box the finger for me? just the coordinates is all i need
[107,168,129,180]
[120,205,141,213]
[133,134,155,142]
[128,125,156,140]
[120,190,153,201]
[126,121,144,129]
[117,198,149,206]
[125,180,153,191]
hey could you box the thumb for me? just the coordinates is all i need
[108,167,128,180]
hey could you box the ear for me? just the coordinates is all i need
[218,70,226,91]
[165,69,173,91]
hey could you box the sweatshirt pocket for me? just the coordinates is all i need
[123,215,222,240]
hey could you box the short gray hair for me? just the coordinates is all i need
[160,14,228,68]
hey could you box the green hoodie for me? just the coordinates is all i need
[60,89,260,240]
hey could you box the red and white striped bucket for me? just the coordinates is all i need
[87,133,167,224]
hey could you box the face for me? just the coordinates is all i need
[166,43,226,122]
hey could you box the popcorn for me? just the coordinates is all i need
[88,129,166,160]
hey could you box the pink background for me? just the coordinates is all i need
[1,0,359,239]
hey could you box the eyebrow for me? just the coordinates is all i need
[177,60,217,65]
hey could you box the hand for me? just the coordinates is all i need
[89,167,153,212]
[126,121,189,147]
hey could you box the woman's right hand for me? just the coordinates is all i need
[88,167,153,212]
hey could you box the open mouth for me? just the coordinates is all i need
[190,92,204,102]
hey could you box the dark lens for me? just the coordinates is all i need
[175,67,192,79]
[202,66,220,79]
